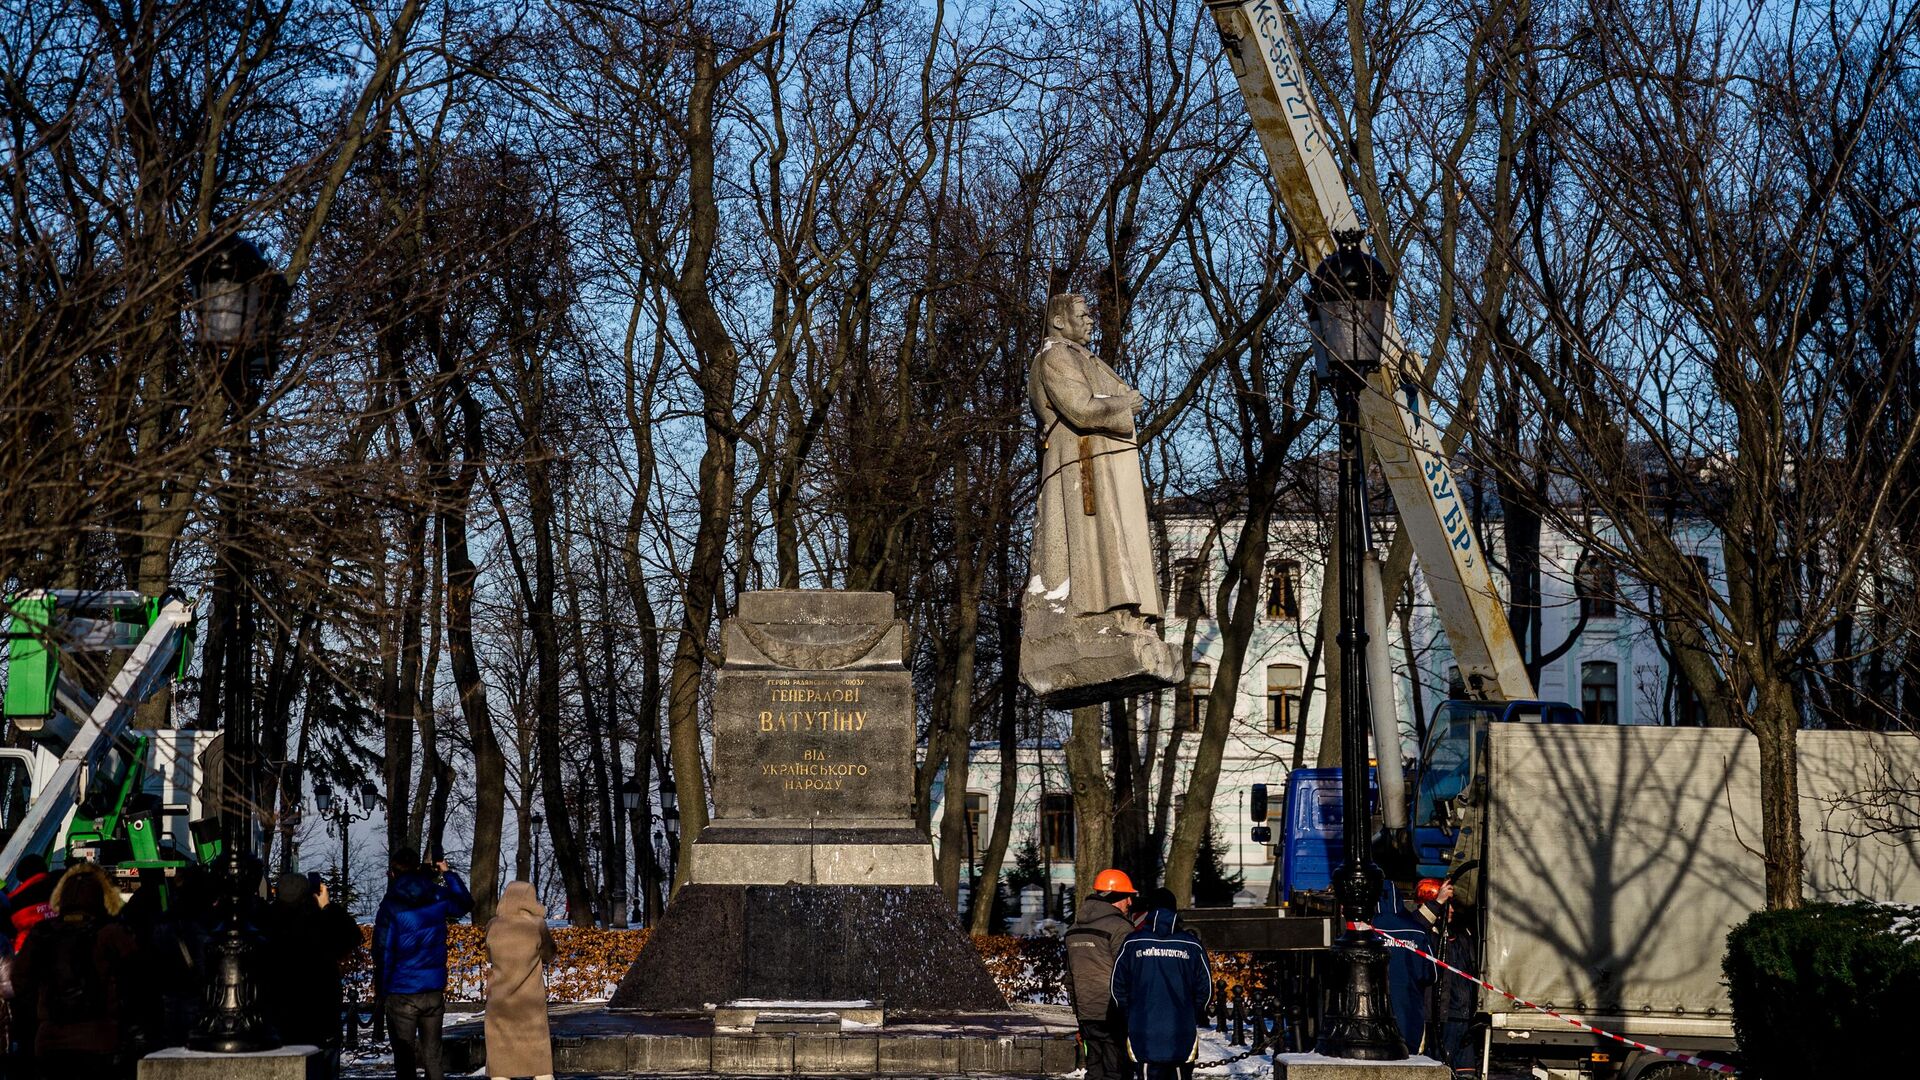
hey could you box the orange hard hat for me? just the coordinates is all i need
[1092,868,1136,895]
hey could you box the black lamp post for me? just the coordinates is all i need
[530,811,545,898]
[315,777,377,1048]
[190,235,287,1055]
[315,778,379,914]
[615,777,643,929]
[1306,230,1406,1061]
[660,775,681,885]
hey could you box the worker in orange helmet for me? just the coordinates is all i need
[1065,868,1138,1080]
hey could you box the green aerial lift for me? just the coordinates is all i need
[0,590,219,885]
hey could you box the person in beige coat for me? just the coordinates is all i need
[483,881,556,1080]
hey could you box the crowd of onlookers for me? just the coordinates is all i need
[0,852,361,1080]
[0,846,555,1080]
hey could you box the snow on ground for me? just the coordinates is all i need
[1880,901,1920,945]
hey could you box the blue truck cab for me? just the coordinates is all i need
[1275,699,1584,900]
[1276,765,1377,905]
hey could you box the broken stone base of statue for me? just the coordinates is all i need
[138,1046,325,1080]
[441,1002,1080,1076]
[1273,1052,1452,1079]
[1020,603,1182,709]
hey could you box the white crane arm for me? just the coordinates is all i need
[1208,0,1535,702]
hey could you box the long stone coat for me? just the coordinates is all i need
[484,881,556,1079]
[1026,337,1163,618]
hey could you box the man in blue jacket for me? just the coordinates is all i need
[374,846,473,1080]
[1110,889,1212,1080]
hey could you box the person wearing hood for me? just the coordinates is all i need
[482,881,555,1080]
[374,846,473,1080]
[262,871,362,1076]
[13,865,140,1078]
[1110,889,1211,1080]
[1064,868,1137,1080]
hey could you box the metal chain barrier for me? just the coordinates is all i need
[1191,1027,1285,1069]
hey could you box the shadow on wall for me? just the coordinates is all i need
[1484,726,1920,1019]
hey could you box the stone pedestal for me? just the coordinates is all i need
[613,590,1006,1015]
[1273,1052,1452,1079]
[138,1046,325,1080]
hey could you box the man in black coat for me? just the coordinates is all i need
[1111,891,1211,1080]
[262,872,363,1078]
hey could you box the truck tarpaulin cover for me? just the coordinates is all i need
[1482,726,1920,1020]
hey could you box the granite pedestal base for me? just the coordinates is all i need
[610,883,1006,1013]
[138,1045,325,1080]
[442,1003,1079,1076]
[1274,1052,1452,1079]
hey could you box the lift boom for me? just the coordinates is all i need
[1206,0,1534,702]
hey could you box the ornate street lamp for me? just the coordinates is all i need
[530,811,545,897]
[1306,230,1405,1061]
[190,234,288,1055]
[612,777,645,928]
[314,775,378,1047]
[660,775,680,884]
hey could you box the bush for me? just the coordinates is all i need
[1723,902,1920,1078]
[351,924,1264,1006]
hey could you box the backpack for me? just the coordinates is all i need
[38,917,107,1024]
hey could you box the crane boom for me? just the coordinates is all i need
[1207,0,1535,702]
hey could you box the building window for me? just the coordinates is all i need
[1576,557,1618,620]
[1671,670,1707,726]
[1041,794,1075,862]
[1180,663,1213,732]
[1266,560,1301,620]
[964,791,987,861]
[1267,662,1304,733]
[1175,558,1208,619]
[1582,661,1619,725]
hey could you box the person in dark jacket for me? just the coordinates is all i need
[1413,879,1478,1076]
[1110,899,1211,1080]
[12,867,141,1080]
[145,865,215,1047]
[263,872,363,1076]
[374,847,473,1080]
[1,852,57,1066]
[1064,869,1137,1080]
[1372,886,1436,1054]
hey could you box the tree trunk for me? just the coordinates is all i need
[970,580,1022,935]
[527,445,592,923]
[1167,490,1273,907]
[1317,530,1343,766]
[1065,704,1113,903]
[1751,678,1805,909]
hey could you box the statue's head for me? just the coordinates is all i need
[1046,293,1093,345]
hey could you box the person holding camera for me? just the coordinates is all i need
[373,847,472,1080]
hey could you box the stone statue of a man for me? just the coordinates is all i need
[1020,294,1181,707]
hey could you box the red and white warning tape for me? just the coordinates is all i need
[1346,921,1738,1076]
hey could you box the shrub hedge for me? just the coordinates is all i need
[1723,901,1920,1079]
[351,926,1264,1006]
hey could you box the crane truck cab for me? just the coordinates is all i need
[1412,698,1585,888]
